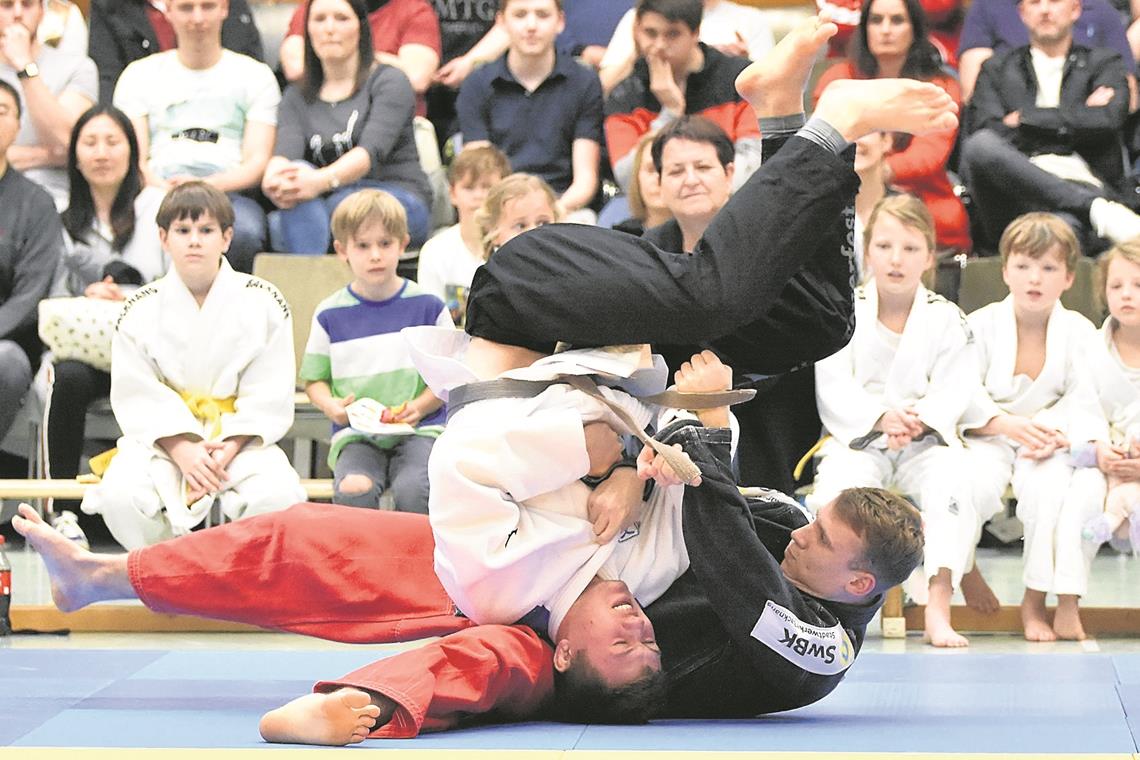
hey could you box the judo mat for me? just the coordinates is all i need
[5,647,1140,758]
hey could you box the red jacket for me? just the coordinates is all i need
[814,61,971,252]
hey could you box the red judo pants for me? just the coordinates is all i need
[129,502,554,737]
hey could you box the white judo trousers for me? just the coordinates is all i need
[82,262,306,549]
[809,284,980,587]
[963,297,1108,596]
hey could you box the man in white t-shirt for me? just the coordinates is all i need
[0,0,96,207]
[598,0,774,94]
[961,0,1140,252]
[113,0,279,273]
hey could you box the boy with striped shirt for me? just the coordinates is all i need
[301,190,452,514]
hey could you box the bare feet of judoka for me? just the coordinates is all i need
[735,11,837,117]
[960,564,1001,615]
[1052,594,1087,641]
[735,12,958,141]
[924,570,968,648]
[259,688,394,746]
[1021,589,1057,642]
[11,503,132,612]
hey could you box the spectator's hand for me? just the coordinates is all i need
[320,393,355,427]
[583,422,624,477]
[205,439,244,472]
[287,164,325,203]
[1002,110,1021,128]
[647,52,685,114]
[637,442,700,487]
[167,439,228,495]
[84,276,125,301]
[166,174,200,189]
[587,467,644,544]
[1087,86,1115,107]
[0,22,34,69]
[1109,457,1140,479]
[988,414,1056,449]
[712,31,749,59]
[390,400,425,426]
[1096,440,1127,473]
[886,432,913,450]
[577,45,607,68]
[434,55,474,87]
[263,165,301,209]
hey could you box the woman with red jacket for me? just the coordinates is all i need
[814,0,970,253]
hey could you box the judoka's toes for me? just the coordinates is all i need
[925,626,969,648]
[259,690,378,746]
[815,79,958,142]
[1023,621,1058,642]
[1052,608,1087,641]
[736,12,836,116]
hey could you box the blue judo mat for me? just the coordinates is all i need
[2,647,1136,752]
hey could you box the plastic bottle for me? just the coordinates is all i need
[0,535,11,636]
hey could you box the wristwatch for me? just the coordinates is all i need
[16,62,39,80]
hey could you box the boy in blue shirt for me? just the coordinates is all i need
[301,190,452,513]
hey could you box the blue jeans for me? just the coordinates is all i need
[270,180,431,254]
[226,192,268,273]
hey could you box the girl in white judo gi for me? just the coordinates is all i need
[962,213,1108,642]
[81,183,306,548]
[1083,241,1140,552]
[809,195,991,648]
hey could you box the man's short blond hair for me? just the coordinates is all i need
[330,189,409,244]
[998,212,1081,272]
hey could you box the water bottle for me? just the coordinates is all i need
[0,535,11,636]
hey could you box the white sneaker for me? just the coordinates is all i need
[50,510,90,551]
[1089,197,1140,245]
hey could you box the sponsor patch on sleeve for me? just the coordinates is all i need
[750,599,855,676]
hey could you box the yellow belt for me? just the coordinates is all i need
[87,392,237,478]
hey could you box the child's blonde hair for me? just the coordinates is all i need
[863,194,936,255]
[330,189,408,245]
[475,173,561,260]
[998,212,1080,272]
[448,145,511,186]
[1097,238,1140,314]
[627,133,659,224]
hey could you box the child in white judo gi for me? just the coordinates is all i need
[1083,240,1140,552]
[962,213,1108,642]
[81,182,306,548]
[301,190,452,514]
[809,194,990,648]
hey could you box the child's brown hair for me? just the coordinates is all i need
[156,181,235,231]
[998,212,1081,272]
[863,194,936,256]
[448,145,511,187]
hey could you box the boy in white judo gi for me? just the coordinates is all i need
[962,213,1108,641]
[81,182,306,548]
[809,194,993,648]
[1083,240,1140,552]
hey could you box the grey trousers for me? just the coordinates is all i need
[0,341,32,442]
[333,436,435,514]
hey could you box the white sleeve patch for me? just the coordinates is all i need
[750,599,855,676]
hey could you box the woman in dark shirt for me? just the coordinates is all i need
[262,0,432,253]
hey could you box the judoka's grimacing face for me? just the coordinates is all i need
[1105,255,1140,328]
[554,579,662,688]
[865,212,932,297]
[159,211,232,282]
[1002,248,1074,315]
[782,501,876,603]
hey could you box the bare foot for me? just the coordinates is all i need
[814,78,959,143]
[924,571,968,647]
[735,12,838,117]
[1021,590,1057,642]
[11,503,131,612]
[960,565,1000,615]
[259,688,390,746]
[1052,595,1087,641]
